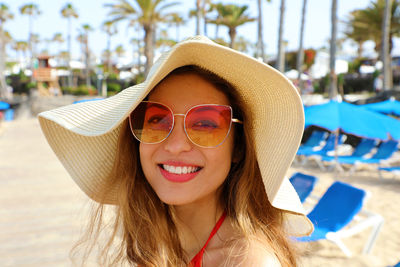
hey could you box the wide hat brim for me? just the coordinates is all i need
[38,36,313,237]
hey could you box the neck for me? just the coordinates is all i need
[173,193,224,258]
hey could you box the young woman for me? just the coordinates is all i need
[39,36,312,266]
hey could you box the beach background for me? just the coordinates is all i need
[1,110,399,267]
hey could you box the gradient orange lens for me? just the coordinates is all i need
[185,105,232,147]
[130,102,173,143]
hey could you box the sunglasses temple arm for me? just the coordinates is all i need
[232,118,243,124]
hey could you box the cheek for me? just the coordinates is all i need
[206,136,235,178]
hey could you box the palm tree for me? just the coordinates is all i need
[156,29,176,52]
[344,10,369,59]
[105,0,179,75]
[13,41,29,67]
[61,3,79,88]
[296,0,308,93]
[79,24,93,88]
[234,36,252,53]
[167,13,185,41]
[191,0,212,36]
[346,0,400,60]
[208,3,255,48]
[276,0,286,72]
[131,36,143,73]
[195,0,201,35]
[329,0,338,99]
[382,0,393,90]
[102,20,117,73]
[206,3,221,39]
[0,3,13,99]
[59,50,69,66]
[115,44,126,58]
[52,33,64,58]
[30,33,40,57]
[256,0,271,61]
[19,3,41,81]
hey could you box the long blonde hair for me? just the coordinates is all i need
[72,66,298,266]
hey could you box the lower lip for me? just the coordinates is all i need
[159,166,200,183]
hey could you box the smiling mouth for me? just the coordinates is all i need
[159,164,202,175]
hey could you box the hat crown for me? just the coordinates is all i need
[147,35,215,80]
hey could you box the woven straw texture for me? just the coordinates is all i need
[38,36,312,236]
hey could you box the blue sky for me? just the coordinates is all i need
[2,0,375,61]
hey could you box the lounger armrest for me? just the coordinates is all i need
[326,209,384,255]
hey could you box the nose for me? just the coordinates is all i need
[163,116,193,154]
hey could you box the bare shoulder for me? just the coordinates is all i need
[245,238,281,267]
[228,238,281,267]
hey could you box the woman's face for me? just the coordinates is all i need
[139,72,235,207]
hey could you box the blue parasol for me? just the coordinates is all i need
[304,100,400,140]
[361,98,400,117]
[0,101,10,110]
[73,98,104,104]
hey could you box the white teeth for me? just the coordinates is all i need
[162,164,199,174]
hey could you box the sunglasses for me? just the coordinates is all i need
[129,101,242,148]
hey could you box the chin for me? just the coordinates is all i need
[156,193,196,206]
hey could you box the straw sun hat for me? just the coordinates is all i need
[38,36,313,237]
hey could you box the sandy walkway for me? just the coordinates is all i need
[0,118,91,266]
[0,118,399,266]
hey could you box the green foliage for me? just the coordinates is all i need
[133,73,145,84]
[207,3,255,47]
[104,0,179,72]
[347,58,363,73]
[107,72,118,80]
[26,81,37,89]
[16,70,29,82]
[107,82,121,93]
[6,72,32,94]
[208,3,255,28]
[6,61,17,69]
[337,73,345,86]
[314,75,329,94]
[314,74,374,95]
[345,0,400,57]
[283,49,317,71]
[62,85,97,95]
[286,51,297,70]
[61,86,74,95]
[343,74,374,93]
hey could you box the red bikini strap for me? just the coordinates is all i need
[200,211,227,253]
[189,211,227,267]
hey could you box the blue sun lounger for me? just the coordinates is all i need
[297,181,384,257]
[297,134,344,166]
[289,172,318,203]
[297,133,338,156]
[379,166,400,172]
[338,140,398,165]
[315,138,377,171]
[337,140,399,174]
[378,166,400,178]
[299,130,327,149]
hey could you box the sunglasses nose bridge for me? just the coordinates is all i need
[171,113,186,135]
[162,113,193,153]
